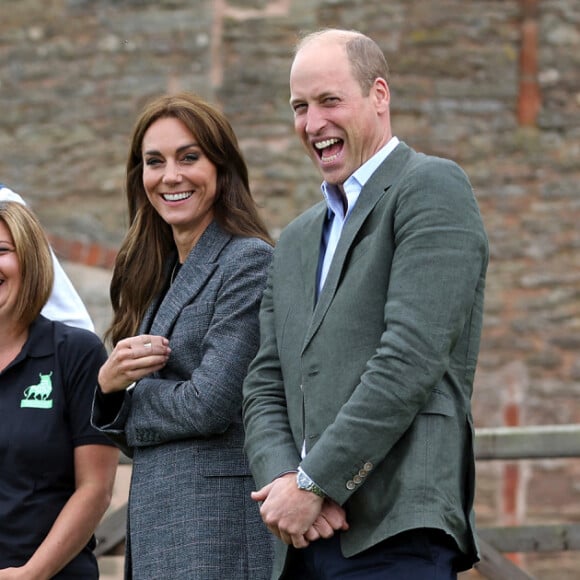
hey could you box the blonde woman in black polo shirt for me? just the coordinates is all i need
[0,201,119,579]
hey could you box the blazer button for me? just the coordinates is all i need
[364,461,373,471]
[358,469,367,478]
[346,480,356,490]
[353,475,362,484]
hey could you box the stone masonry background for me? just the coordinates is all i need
[1,0,579,578]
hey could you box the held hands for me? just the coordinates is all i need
[251,473,349,549]
[98,334,171,394]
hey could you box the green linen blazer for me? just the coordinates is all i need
[243,142,489,578]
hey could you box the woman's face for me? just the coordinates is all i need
[142,116,218,247]
[0,219,21,319]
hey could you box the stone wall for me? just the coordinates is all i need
[1,1,579,577]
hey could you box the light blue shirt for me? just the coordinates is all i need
[317,137,400,295]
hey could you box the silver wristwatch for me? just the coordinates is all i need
[296,467,326,498]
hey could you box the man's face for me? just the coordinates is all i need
[289,38,390,186]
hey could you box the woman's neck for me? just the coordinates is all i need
[171,217,213,263]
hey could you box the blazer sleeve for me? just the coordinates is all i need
[301,159,489,504]
[242,259,304,488]
[91,388,134,457]
[123,244,272,447]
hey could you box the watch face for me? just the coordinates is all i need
[297,470,315,491]
[297,470,325,497]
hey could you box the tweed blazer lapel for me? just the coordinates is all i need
[301,143,411,353]
[140,221,231,337]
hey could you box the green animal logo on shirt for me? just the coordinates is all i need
[20,371,54,409]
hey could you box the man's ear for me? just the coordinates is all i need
[372,77,390,112]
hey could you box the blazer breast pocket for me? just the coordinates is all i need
[179,301,215,317]
[347,235,375,267]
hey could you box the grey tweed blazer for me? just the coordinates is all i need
[93,221,274,580]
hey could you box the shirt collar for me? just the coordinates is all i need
[3,316,54,373]
[22,316,55,358]
[321,136,400,219]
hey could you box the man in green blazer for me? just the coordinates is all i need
[243,28,489,580]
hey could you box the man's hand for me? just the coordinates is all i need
[251,474,349,548]
[252,473,323,548]
[305,499,349,543]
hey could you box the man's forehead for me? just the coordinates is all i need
[290,52,352,96]
[291,43,348,80]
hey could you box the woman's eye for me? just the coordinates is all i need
[183,153,199,163]
[145,158,162,166]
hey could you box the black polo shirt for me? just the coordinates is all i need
[0,316,113,578]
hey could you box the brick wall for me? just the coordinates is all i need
[1,1,579,576]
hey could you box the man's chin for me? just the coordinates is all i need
[319,169,347,186]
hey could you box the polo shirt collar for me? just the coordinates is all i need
[16,316,55,361]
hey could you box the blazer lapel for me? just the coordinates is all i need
[141,221,231,337]
[299,203,328,313]
[301,143,411,353]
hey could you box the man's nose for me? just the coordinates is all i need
[305,107,327,134]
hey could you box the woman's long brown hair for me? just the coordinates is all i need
[106,92,272,346]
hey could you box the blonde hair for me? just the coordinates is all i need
[0,201,54,327]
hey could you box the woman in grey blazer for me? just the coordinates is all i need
[92,93,274,579]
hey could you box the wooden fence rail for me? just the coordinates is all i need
[475,424,580,460]
[95,424,580,579]
[474,424,580,579]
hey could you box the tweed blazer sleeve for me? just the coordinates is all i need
[242,254,304,486]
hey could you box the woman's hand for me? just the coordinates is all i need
[98,334,171,394]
